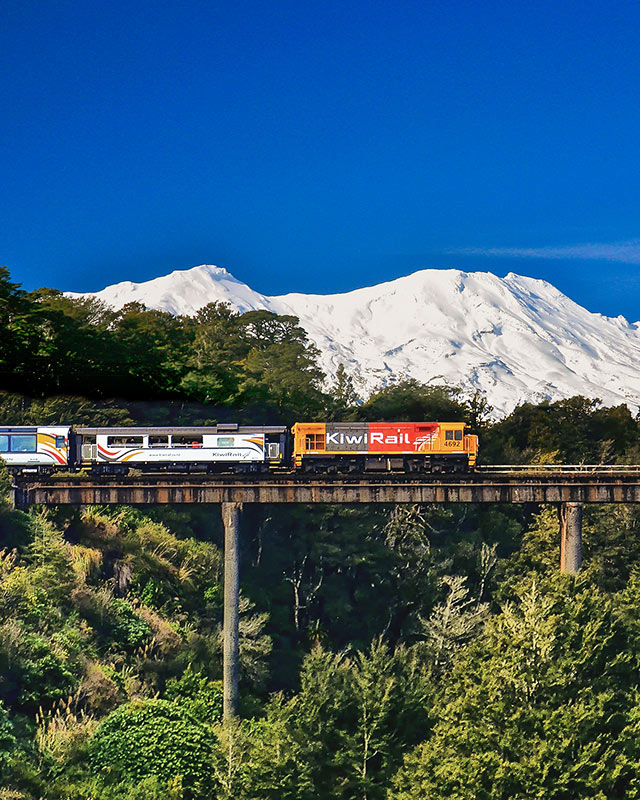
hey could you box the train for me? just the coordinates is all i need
[0,422,479,475]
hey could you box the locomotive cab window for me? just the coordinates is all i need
[454,430,463,441]
[0,435,8,452]
[445,430,454,441]
[11,435,37,452]
[305,433,325,450]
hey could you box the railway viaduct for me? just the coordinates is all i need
[11,466,640,717]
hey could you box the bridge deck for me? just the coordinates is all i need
[12,469,640,505]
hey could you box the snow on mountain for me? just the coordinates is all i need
[68,264,640,417]
[67,264,273,316]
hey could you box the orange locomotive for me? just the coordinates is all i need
[292,421,478,473]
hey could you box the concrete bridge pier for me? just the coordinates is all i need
[559,502,583,574]
[222,501,242,719]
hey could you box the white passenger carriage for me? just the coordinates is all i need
[0,426,71,473]
[77,425,288,473]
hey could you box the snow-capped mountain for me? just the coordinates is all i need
[68,264,640,417]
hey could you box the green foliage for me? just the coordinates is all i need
[221,642,432,800]
[107,600,152,650]
[483,396,640,464]
[418,574,489,673]
[0,392,135,427]
[89,699,215,797]
[77,506,223,614]
[390,577,640,800]
[0,701,16,777]
[358,380,469,423]
[164,667,223,723]
[0,460,11,507]
[11,632,78,711]
[328,363,361,420]
[88,775,185,800]
[4,489,640,797]
[236,311,327,420]
[499,504,640,596]
[0,516,89,713]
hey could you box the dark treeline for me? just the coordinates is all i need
[3,265,640,798]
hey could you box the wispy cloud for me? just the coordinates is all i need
[446,240,640,264]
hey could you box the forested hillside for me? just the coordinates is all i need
[3,265,640,798]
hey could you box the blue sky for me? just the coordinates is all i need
[2,0,640,318]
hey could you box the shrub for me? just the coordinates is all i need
[164,666,223,723]
[0,701,15,777]
[107,600,152,649]
[89,699,215,798]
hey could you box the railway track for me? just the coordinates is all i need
[14,464,640,488]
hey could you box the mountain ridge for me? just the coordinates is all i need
[68,265,640,417]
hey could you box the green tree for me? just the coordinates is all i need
[274,646,353,799]
[0,266,45,393]
[358,381,469,423]
[179,301,243,404]
[483,396,640,464]
[418,575,488,673]
[237,311,326,420]
[110,303,193,398]
[328,364,360,420]
[349,639,400,800]
[235,643,431,800]
[390,578,640,800]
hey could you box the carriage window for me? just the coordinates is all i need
[10,435,37,452]
[107,436,143,447]
[55,436,66,448]
[149,436,169,448]
[454,430,463,441]
[445,430,454,441]
[217,437,235,448]
[0,436,8,452]
[172,435,203,448]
